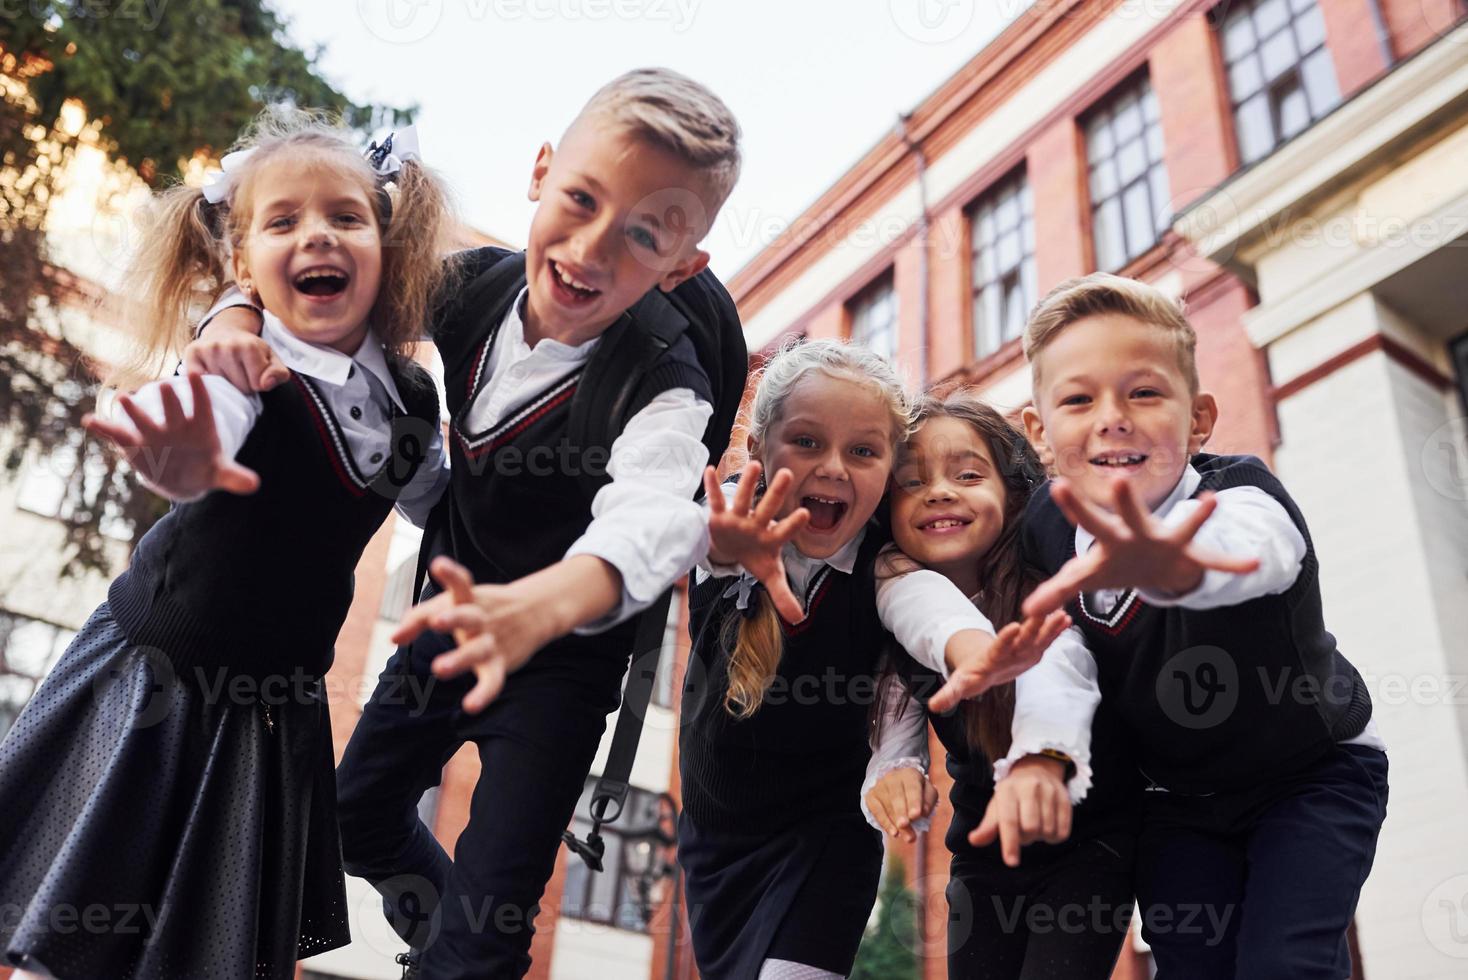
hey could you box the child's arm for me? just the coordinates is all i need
[995,625,1100,803]
[182,289,288,393]
[1134,485,1306,609]
[1023,476,1263,619]
[393,388,719,712]
[876,567,1073,712]
[862,675,936,843]
[83,373,261,501]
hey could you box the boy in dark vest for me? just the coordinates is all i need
[188,69,745,980]
[1015,272,1387,979]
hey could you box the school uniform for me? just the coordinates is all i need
[679,517,997,980]
[1021,453,1388,980]
[331,253,717,980]
[0,315,444,980]
[866,575,1141,980]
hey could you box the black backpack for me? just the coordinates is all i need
[424,247,747,867]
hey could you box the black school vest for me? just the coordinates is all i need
[426,252,710,669]
[108,360,440,682]
[678,530,889,835]
[1022,453,1372,794]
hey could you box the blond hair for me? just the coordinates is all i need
[576,67,742,215]
[723,337,914,720]
[113,105,454,388]
[1023,272,1199,394]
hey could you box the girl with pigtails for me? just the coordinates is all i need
[0,106,454,980]
[678,340,1070,980]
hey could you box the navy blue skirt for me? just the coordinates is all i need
[678,809,883,979]
[0,603,349,979]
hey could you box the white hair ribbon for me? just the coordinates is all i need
[365,125,421,180]
[201,147,257,205]
[199,125,421,207]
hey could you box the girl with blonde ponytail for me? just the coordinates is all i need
[0,106,453,980]
[677,339,1063,980]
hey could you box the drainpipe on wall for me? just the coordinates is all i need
[896,112,931,386]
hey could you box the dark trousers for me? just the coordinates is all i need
[335,629,627,980]
[946,832,1135,980]
[1134,743,1389,980]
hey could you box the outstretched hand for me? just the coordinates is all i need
[1022,476,1261,620]
[83,373,259,501]
[927,609,1072,713]
[391,556,560,715]
[969,754,1073,867]
[704,462,811,623]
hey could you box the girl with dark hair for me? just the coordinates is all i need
[863,390,1141,980]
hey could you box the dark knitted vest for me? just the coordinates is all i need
[678,530,889,835]
[1022,453,1372,794]
[108,360,441,683]
[424,251,711,674]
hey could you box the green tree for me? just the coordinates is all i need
[0,1,409,574]
[851,853,921,980]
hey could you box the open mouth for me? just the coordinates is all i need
[919,516,972,533]
[801,495,848,532]
[1089,452,1148,470]
[293,266,350,299]
[548,259,601,305]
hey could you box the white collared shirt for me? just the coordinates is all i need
[468,290,715,633]
[116,312,449,526]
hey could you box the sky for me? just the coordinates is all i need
[272,0,1036,279]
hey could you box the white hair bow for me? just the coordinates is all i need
[199,125,421,207]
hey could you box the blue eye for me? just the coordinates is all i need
[628,226,658,250]
[793,435,817,449]
[267,215,295,230]
[851,446,877,458]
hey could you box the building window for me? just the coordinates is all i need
[1215,0,1341,165]
[970,168,1035,359]
[0,611,76,741]
[849,272,898,365]
[1085,73,1172,272]
[561,780,664,932]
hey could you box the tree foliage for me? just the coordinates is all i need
[851,853,921,980]
[0,1,409,575]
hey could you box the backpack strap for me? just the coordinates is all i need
[561,586,675,873]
